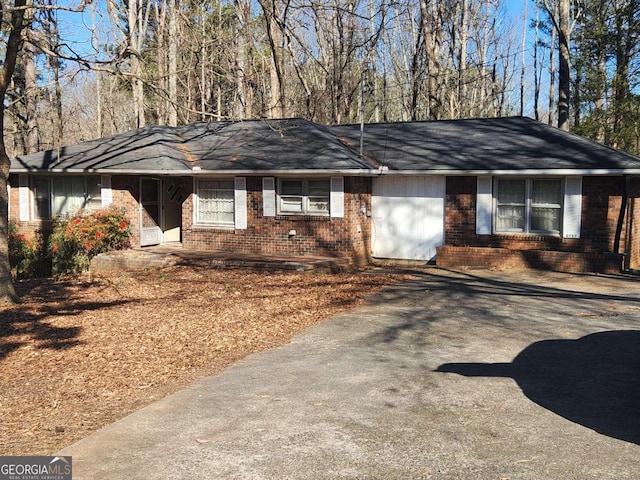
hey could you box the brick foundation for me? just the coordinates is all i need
[437,246,623,274]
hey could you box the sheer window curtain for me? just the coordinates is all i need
[496,179,525,231]
[197,180,235,224]
[531,179,562,232]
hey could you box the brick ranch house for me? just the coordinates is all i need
[9,116,640,273]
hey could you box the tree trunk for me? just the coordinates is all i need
[458,0,468,119]
[533,0,540,121]
[233,0,252,119]
[0,0,30,303]
[23,0,39,154]
[519,0,528,117]
[168,0,179,126]
[419,0,442,120]
[23,36,39,153]
[548,19,556,126]
[557,0,570,131]
[261,0,287,118]
[127,0,150,128]
[43,1,64,148]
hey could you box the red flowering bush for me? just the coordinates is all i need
[49,208,131,275]
[8,224,49,278]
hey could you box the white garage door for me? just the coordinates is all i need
[372,176,445,261]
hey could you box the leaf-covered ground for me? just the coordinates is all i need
[0,266,406,455]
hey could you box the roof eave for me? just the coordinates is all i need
[380,168,640,176]
[11,166,640,176]
[9,167,387,176]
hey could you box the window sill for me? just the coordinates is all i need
[275,214,331,221]
[192,224,236,232]
[493,232,561,240]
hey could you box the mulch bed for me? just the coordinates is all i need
[0,266,406,455]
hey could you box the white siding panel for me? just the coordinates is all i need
[372,176,445,261]
[476,176,493,235]
[563,176,582,239]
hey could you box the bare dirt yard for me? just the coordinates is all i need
[0,266,406,456]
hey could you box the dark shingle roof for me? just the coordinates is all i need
[180,119,374,171]
[12,125,189,173]
[331,116,640,173]
[12,116,640,175]
[11,119,375,174]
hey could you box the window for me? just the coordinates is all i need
[32,176,51,220]
[495,178,562,234]
[195,179,235,226]
[278,178,330,215]
[32,176,102,219]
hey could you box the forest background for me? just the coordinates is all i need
[5,0,640,159]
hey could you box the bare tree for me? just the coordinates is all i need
[543,0,572,130]
[0,0,33,302]
[419,0,442,119]
[259,0,289,118]
[22,1,39,153]
[107,0,152,128]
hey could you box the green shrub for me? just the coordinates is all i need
[49,208,132,275]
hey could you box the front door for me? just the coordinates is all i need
[140,178,162,246]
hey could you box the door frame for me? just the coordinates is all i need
[161,177,184,243]
[139,177,162,247]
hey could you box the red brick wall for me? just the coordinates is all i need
[111,176,142,247]
[8,175,371,264]
[182,176,372,265]
[440,175,633,272]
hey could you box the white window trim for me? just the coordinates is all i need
[23,175,106,221]
[276,178,331,216]
[193,177,248,229]
[493,177,565,236]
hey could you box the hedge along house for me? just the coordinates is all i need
[332,116,640,273]
[10,118,381,266]
[9,116,640,273]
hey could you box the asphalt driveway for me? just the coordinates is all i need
[59,267,640,479]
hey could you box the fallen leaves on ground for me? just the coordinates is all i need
[0,266,406,455]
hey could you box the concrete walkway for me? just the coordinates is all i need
[59,268,640,479]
